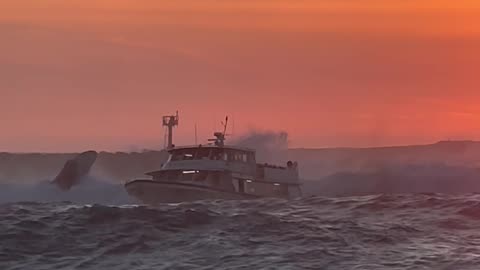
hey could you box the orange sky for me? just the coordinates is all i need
[1,0,480,152]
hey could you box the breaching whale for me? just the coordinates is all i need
[52,150,98,190]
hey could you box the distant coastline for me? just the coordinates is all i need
[3,140,480,196]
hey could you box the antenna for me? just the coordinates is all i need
[222,116,229,135]
[208,115,229,147]
[162,111,179,149]
[232,115,235,138]
[195,123,198,145]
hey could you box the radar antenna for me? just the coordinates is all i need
[162,111,179,149]
[208,115,229,147]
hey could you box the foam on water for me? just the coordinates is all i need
[0,177,134,205]
[2,194,480,269]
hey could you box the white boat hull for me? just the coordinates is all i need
[125,180,259,204]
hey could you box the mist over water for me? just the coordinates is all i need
[0,176,134,205]
[3,138,480,204]
[0,150,166,204]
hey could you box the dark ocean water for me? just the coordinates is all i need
[2,192,480,270]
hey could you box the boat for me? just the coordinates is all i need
[124,115,302,204]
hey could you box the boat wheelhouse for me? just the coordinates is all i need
[125,120,302,204]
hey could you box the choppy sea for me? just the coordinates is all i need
[1,181,480,270]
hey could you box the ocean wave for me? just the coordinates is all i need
[2,194,480,269]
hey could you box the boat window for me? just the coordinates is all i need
[195,148,210,160]
[171,149,196,161]
[170,148,254,162]
[224,149,245,162]
[179,170,207,182]
[171,151,182,161]
[171,150,185,161]
[210,148,224,160]
[224,149,234,162]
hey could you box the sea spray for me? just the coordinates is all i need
[0,176,134,205]
[233,130,289,164]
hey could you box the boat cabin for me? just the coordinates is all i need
[147,144,302,199]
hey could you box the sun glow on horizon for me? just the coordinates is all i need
[1,0,480,151]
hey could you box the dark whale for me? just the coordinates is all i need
[52,151,98,191]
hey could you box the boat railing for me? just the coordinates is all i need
[257,161,298,170]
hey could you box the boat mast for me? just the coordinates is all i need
[195,123,198,145]
[222,116,228,136]
[162,111,179,149]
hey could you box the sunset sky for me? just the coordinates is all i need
[1,0,480,152]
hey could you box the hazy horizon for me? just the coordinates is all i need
[2,134,478,154]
